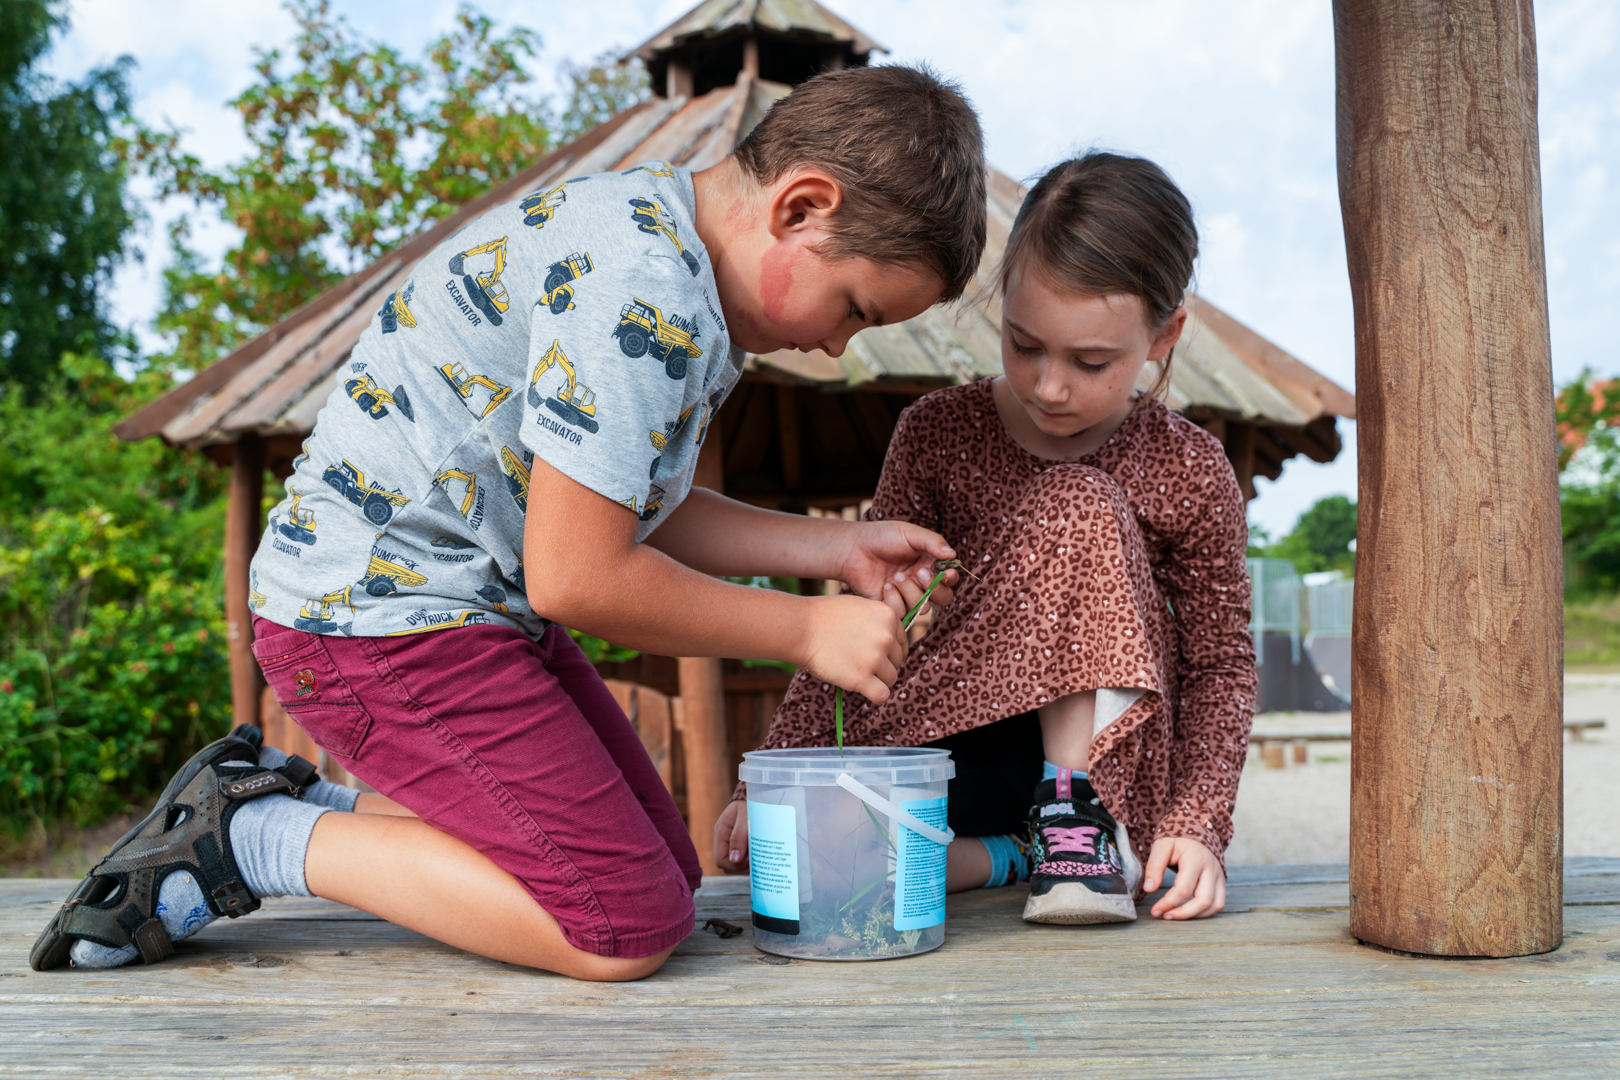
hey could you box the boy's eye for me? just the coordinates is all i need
[849,302,865,322]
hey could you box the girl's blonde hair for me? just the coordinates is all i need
[999,153,1198,398]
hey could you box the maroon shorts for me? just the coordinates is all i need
[251,616,700,959]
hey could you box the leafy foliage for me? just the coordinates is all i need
[0,358,231,831]
[0,0,140,390]
[1247,495,1356,576]
[1557,371,1620,597]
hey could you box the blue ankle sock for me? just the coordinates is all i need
[979,833,1031,888]
[1042,761,1087,782]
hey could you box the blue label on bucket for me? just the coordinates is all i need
[747,799,800,933]
[893,797,948,930]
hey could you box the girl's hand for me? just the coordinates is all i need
[799,592,909,702]
[714,799,749,873]
[838,521,959,613]
[1143,836,1226,919]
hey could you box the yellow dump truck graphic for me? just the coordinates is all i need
[448,237,510,325]
[529,339,598,433]
[294,587,355,634]
[321,460,411,527]
[520,184,567,230]
[437,362,512,419]
[359,554,429,597]
[500,446,531,512]
[384,610,491,636]
[614,299,702,380]
[378,280,417,333]
[249,570,267,611]
[647,401,698,479]
[476,584,510,614]
[276,487,317,545]
[628,197,700,277]
[540,251,594,314]
[640,482,666,522]
[345,373,415,422]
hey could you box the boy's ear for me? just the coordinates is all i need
[766,169,843,238]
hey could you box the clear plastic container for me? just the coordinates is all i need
[739,747,955,961]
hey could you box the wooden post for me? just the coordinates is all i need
[1336,0,1562,957]
[680,431,730,874]
[223,435,268,732]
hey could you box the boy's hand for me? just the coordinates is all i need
[714,799,749,873]
[799,592,909,702]
[1143,836,1226,920]
[839,521,959,614]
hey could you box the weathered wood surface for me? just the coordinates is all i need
[1335,0,1563,956]
[4,862,1617,1077]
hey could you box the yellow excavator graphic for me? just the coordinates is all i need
[294,586,355,634]
[434,468,478,517]
[500,446,531,512]
[448,237,510,325]
[621,162,676,179]
[345,373,415,422]
[359,553,429,597]
[540,252,594,315]
[520,184,567,230]
[615,299,703,380]
[379,279,417,333]
[628,197,700,277]
[437,362,512,419]
[528,339,599,433]
[640,482,666,523]
[276,487,317,546]
[249,570,267,611]
[321,460,411,527]
[476,584,509,614]
[384,610,490,636]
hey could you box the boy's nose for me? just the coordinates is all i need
[818,333,852,358]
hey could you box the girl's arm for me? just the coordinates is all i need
[1151,429,1260,863]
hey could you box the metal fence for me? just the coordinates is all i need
[1246,560,1356,665]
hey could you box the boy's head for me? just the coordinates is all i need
[699,64,986,357]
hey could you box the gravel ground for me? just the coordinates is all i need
[1226,674,1620,864]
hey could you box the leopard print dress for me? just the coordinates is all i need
[751,379,1258,865]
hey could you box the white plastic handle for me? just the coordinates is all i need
[835,772,955,847]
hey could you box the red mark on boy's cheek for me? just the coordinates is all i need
[759,243,794,327]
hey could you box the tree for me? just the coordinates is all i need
[138,0,648,373]
[1252,495,1357,576]
[1556,371,1620,596]
[0,0,140,390]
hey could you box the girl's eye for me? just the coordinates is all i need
[1073,356,1112,373]
[1011,337,1040,356]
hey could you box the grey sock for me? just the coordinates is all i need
[256,746,361,812]
[70,764,329,969]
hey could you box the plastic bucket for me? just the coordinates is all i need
[739,747,955,960]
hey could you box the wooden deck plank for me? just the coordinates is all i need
[3,866,1617,1076]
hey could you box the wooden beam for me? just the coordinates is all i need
[1336,0,1562,957]
[777,385,802,492]
[1226,421,1257,502]
[224,435,267,731]
[679,428,730,875]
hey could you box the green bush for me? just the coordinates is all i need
[0,359,230,833]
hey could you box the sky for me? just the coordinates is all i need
[42,0,1620,536]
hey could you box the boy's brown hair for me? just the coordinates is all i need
[733,65,987,303]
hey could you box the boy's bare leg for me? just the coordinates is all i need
[303,813,672,982]
[1037,689,1097,771]
[353,792,416,816]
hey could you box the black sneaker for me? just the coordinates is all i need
[1022,769,1141,924]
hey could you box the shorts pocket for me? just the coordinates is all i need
[252,628,375,759]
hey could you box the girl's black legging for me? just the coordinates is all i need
[925,711,1045,838]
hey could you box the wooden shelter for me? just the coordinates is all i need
[114,1,1354,873]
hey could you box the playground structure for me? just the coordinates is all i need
[102,0,1568,967]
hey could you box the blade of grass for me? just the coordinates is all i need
[835,566,954,759]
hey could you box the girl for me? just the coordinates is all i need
[715,152,1258,925]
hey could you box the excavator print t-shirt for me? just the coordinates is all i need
[248,161,744,640]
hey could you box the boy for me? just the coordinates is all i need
[34,65,985,981]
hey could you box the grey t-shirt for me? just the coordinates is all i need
[249,161,743,639]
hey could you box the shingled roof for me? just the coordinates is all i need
[116,0,1352,492]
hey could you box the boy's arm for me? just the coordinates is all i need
[525,458,913,701]
[643,487,957,603]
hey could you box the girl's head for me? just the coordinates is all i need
[997,153,1198,440]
